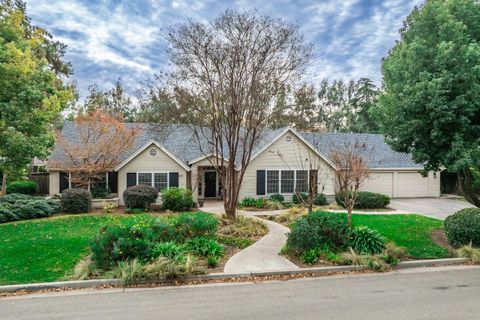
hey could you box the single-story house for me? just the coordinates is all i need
[47,122,440,205]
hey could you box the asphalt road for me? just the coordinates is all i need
[1,266,479,320]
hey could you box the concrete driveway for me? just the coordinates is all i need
[389,197,474,220]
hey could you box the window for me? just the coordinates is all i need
[137,172,169,191]
[138,173,152,186]
[267,170,279,194]
[296,170,308,193]
[281,170,294,193]
[154,173,168,191]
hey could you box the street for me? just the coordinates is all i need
[1,266,479,320]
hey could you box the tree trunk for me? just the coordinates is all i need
[457,168,480,208]
[0,172,6,196]
[347,206,352,228]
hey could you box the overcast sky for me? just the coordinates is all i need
[27,0,422,99]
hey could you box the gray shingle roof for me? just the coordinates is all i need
[48,122,422,169]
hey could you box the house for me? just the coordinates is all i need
[47,122,440,205]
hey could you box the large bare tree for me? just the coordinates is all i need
[166,10,313,218]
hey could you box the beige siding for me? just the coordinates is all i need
[118,144,188,205]
[361,172,394,197]
[239,132,336,201]
[49,171,60,195]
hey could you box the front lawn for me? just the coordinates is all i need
[0,215,117,285]
[324,213,450,259]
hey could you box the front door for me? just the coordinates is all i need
[204,171,216,198]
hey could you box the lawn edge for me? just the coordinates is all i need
[0,258,468,293]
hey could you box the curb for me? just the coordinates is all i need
[0,258,469,293]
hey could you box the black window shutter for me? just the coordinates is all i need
[169,172,179,188]
[108,172,118,193]
[256,170,266,195]
[59,172,69,193]
[127,173,136,188]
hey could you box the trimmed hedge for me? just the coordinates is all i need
[335,191,390,209]
[161,187,194,211]
[123,185,158,209]
[0,193,61,223]
[6,181,37,195]
[61,188,92,214]
[444,208,480,247]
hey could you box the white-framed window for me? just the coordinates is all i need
[296,170,308,193]
[267,170,279,194]
[137,172,169,191]
[265,169,311,195]
[138,173,152,186]
[154,173,168,191]
[281,170,294,193]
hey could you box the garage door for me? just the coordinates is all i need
[362,172,394,197]
[396,172,429,197]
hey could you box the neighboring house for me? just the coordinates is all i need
[47,122,440,205]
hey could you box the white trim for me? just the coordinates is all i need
[115,140,190,172]
[370,167,425,171]
[249,127,337,169]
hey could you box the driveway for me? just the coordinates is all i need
[389,197,474,220]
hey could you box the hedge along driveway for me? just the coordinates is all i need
[0,215,120,285]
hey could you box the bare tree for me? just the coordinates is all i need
[331,141,370,228]
[166,10,313,218]
[49,111,139,189]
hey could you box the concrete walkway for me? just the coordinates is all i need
[200,201,298,273]
[389,197,474,220]
[223,218,299,273]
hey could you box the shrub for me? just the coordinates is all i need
[150,241,183,259]
[6,181,37,195]
[91,187,110,199]
[0,194,61,223]
[239,197,265,208]
[286,211,351,253]
[102,201,115,214]
[444,208,480,247]
[301,249,320,265]
[161,187,194,211]
[177,212,219,238]
[184,236,224,258]
[382,242,407,265]
[90,217,159,268]
[335,191,390,209]
[269,194,284,202]
[61,188,92,213]
[350,226,386,254]
[207,255,219,268]
[123,185,158,209]
[314,193,328,206]
[292,192,308,204]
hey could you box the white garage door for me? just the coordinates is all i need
[396,172,429,197]
[362,172,394,197]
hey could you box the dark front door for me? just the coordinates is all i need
[204,172,216,197]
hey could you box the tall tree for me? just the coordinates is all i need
[168,10,313,218]
[0,1,74,194]
[83,78,134,122]
[374,0,480,206]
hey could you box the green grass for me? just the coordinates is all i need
[348,213,449,258]
[0,215,121,285]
